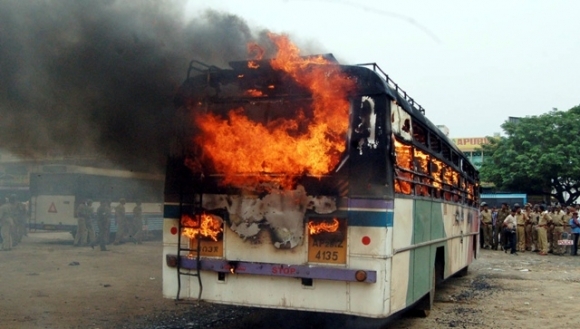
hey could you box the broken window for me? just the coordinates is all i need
[391,102,412,141]
[393,139,413,195]
[412,122,427,146]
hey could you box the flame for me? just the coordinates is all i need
[394,139,412,194]
[308,218,340,235]
[245,89,264,97]
[193,33,354,188]
[248,61,260,69]
[181,214,223,242]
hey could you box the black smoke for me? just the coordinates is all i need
[0,0,300,173]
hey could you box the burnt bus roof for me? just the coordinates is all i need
[176,57,474,175]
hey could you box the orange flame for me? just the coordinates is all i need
[245,89,264,97]
[394,139,412,194]
[308,218,340,235]
[193,33,354,188]
[181,214,223,242]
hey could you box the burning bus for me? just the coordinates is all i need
[162,34,479,318]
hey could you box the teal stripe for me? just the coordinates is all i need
[348,210,393,227]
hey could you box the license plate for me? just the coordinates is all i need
[308,234,347,264]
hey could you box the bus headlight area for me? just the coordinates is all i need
[164,254,377,284]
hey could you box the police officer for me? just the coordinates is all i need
[113,198,127,245]
[85,199,96,247]
[537,205,550,255]
[523,203,534,251]
[495,203,510,250]
[503,208,518,255]
[96,200,112,251]
[0,196,15,251]
[514,204,527,252]
[74,199,90,247]
[551,205,565,255]
[130,201,144,244]
[480,202,493,249]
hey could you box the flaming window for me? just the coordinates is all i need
[181,213,223,242]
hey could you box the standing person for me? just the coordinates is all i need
[495,203,510,250]
[0,196,15,251]
[503,208,518,255]
[490,206,498,249]
[130,201,143,244]
[569,211,580,256]
[537,205,550,255]
[524,204,534,251]
[547,206,556,253]
[74,199,89,247]
[530,205,541,251]
[85,200,96,247]
[96,200,111,251]
[12,197,27,245]
[514,204,527,252]
[480,202,493,249]
[550,205,565,255]
[113,198,127,245]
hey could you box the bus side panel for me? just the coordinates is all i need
[439,203,477,278]
[32,195,76,229]
[390,198,413,313]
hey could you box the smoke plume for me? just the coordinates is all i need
[0,0,304,173]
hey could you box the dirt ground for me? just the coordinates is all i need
[1,232,579,329]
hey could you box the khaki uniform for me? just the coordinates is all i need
[530,211,540,250]
[515,212,527,252]
[74,203,88,246]
[85,203,96,246]
[495,208,510,250]
[480,209,493,248]
[0,203,15,251]
[12,202,27,244]
[113,202,127,245]
[524,209,533,250]
[551,210,565,255]
[537,212,550,254]
[547,212,555,252]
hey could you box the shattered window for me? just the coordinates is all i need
[412,122,427,146]
[429,133,441,153]
[391,102,413,141]
[393,139,413,195]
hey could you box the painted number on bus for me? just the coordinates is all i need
[189,239,223,257]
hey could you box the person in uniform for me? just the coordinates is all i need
[514,204,527,252]
[503,208,518,255]
[74,199,89,247]
[479,202,493,249]
[12,197,27,245]
[550,205,565,255]
[0,196,16,251]
[113,198,127,245]
[96,200,112,251]
[85,200,96,247]
[537,205,550,255]
[129,201,144,244]
[530,205,541,251]
[547,206,556,253]
[523,203,534,251]
[495,203,510,250]
[569,211,580,256]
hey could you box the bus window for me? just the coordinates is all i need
[412,122,427,147]
[429,133,441,153]
[393,139,413,195]
[391,102,412,141]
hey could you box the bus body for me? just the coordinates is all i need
[29,166,164,236]
[162,53,479,318]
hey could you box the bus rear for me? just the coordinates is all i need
[162,36,396,317]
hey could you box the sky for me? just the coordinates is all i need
[185,0,580,138]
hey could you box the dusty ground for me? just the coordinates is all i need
[1,232,579,329]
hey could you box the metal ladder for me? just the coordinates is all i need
[176,189,204,300]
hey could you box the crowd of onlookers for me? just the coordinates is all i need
[479,202,580,256]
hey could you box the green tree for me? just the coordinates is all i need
[480,105,580,205]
